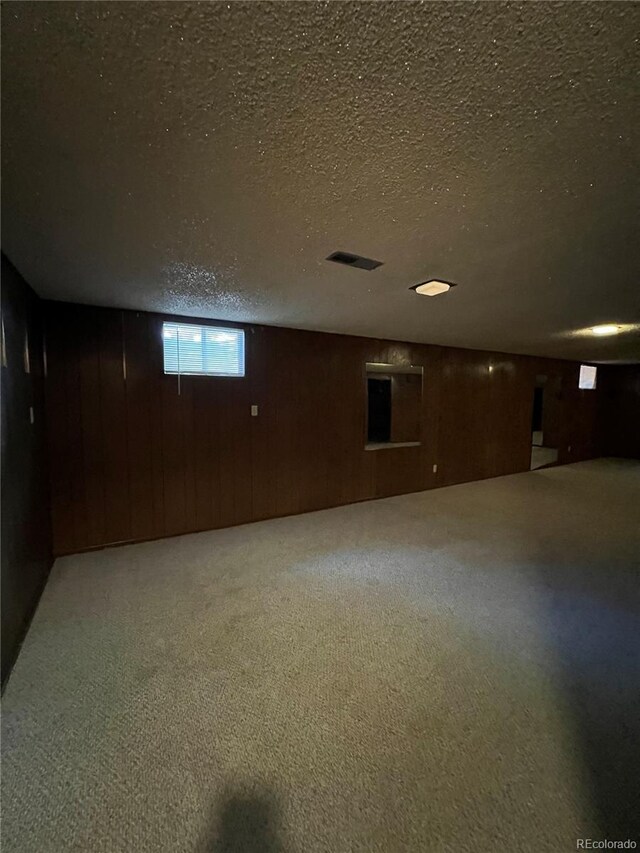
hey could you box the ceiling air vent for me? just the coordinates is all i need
[326,251,383,271]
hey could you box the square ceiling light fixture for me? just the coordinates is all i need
[410,279,458,296]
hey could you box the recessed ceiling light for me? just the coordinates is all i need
[410,279,458,297]
[591,324,620,336]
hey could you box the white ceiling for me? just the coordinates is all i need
[2,2,639,361]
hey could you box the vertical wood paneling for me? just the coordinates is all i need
[63,307,89,549]
[250,326,279,521]
[160,370,188,536]
[421,345,443,490]
[296,331,330,513]
[327,336,360,506]
[45,303,616,556]
[191,377,215,532]
[390,374,421,443]
[217,376,253,528]
[374,446,424,498]
[598,365,640,459]
[1,256,52,685]
[487,355,532,478]
[46,305,77,553]
[438,349,492,486]
[182,378,198,530]
[124,311,156,541]
[77,306,105,546]
[273,328,302,518]
[147,316,166,539]
[99,310,131,544]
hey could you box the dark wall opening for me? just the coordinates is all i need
[531,386,544,433]
[598,365,640,459]
[1,255,52,686]
[367,378,391,443]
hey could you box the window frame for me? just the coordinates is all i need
[578,363,597,391]
[162,321,246,378]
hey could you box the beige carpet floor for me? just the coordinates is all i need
[2,459,640,852]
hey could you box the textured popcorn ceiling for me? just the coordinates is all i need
[2,1,639,361]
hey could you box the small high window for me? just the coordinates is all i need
[162,323,245,377]
[578,364,597,390]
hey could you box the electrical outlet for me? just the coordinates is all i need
[251,405,258,417]
[432,463,438,473]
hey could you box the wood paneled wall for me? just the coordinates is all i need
[390,374,422,443]
[45,302,609,556]
[1,256,52,685]
[598,365,640,459]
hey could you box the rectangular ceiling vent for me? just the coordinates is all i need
[326,251,383,271]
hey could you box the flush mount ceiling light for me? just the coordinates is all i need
[410,279,458,297]
[562,322,640,340]
[591,324,620,336]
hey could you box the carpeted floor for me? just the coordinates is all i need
[2,459,639,852]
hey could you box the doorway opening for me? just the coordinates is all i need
[367,377,392,443]
[530,375,560,470]
[365,363,423,449]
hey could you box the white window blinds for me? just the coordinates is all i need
[162,323,245,377]
[578,364,597,390]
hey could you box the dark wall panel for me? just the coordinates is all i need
[1,256,52,685]
[77,307,106,547]
[390,374,421,443]
[44,303,623,556]
[599,365,640,459]
[99,309,132,545]
[541,376,563,449]
[437,349,502,487]
[45,304,76,551]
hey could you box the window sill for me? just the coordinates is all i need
[365,441,422,451]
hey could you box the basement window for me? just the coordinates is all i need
[578,364,597,390]
[162,322,245,377]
